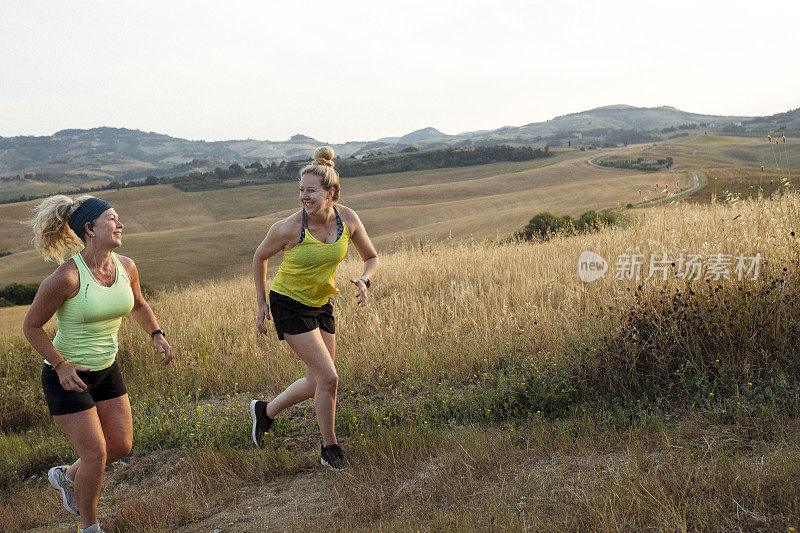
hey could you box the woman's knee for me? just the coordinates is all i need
[106,436,132,462]
[316,371,339,392]
[80,442,107,466]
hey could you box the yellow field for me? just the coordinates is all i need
[619,134,800,169]
[3,133,794,289]
[0,306,36,338]
[0,146,696,287]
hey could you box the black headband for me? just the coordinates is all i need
[68,198,113,239]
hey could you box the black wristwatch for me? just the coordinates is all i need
[150,329,166,340]
[359,276,371,288]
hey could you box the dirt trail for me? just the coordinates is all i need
[22,450,337,533]
[173,471,334,533]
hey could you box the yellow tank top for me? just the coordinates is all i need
[51,252,134,370]
[271,207,350,307]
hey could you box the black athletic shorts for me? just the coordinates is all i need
[41,361,127,416]
[269,290,335,341]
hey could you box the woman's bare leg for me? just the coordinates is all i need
[275,328,338,445]
[53,408,106,529]
[266,329,336,420]
[65,394,133,482]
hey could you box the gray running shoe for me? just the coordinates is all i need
[48,465,79,515]
[79,523,105,533]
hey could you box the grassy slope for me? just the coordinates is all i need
[0,148,689,287]
[8,134,796,287]
[1,190,799,531]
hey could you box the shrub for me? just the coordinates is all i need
[0,283,39,306]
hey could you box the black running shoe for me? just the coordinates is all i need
[249,399,273,447]
[320,443,346,471]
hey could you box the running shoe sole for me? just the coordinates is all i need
[249,400,261,447]
[320,456,344,472]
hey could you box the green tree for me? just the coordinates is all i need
[228,163,245,177]
[517,212,569,240]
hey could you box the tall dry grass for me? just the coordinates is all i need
[111,190,800,401]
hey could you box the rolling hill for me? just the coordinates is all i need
[2,131,798,288]
[0,147,688,287]
[2,105,796,185]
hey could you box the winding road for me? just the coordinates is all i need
[587,155,702,201]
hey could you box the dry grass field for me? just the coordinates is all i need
[1,183,798,531]
[0,146,690,287]
[614,134,800,204]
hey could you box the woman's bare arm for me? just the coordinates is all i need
[22,263,90,391]
[117,254,173,366]
[340,206,379,307]
[253,218,295,334]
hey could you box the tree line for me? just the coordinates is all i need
[150,145,551,192]
[1,144,552,200]
[598,157,673,172]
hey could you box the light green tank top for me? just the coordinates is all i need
[271,208,350,307]
[51,252,134,370]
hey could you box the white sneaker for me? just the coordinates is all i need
[48,465,79,515]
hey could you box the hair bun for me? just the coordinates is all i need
[313,146,335,167]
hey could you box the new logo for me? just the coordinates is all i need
[578,251,608,282]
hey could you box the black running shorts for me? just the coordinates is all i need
[41,360,127,416]
[269,290,335,341]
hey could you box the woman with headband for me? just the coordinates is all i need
[22,195,173,533]
[250,146,379,471]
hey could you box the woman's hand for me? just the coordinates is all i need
[350,278,368,308]
[256,303,271,335]
[153,335,173,366]
[55,362,90,392]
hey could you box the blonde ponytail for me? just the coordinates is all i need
[300,146,340,202]
[27,195,92,263]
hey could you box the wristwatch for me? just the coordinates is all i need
[150,329,166,340]
[359,276,371,289]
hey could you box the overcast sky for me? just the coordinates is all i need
[1,0,798,143]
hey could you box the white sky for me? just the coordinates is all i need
[1,0,798,143]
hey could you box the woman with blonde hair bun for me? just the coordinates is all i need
[250,146,379,471]
[22,194,173,533]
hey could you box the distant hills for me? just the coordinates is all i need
[1,104,798,182]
